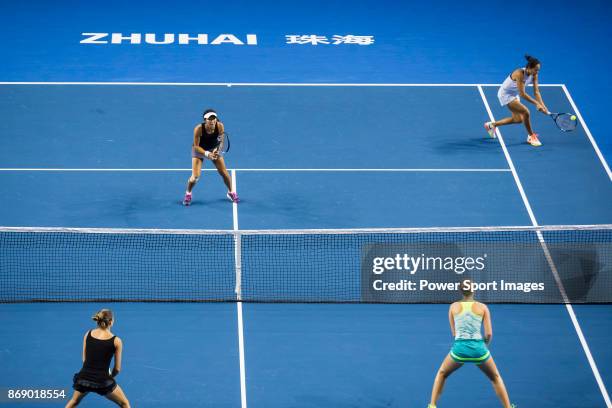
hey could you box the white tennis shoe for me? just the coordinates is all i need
[483,122,496,138]
[527,133,542,147]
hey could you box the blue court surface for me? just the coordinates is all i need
[1,2,612,408]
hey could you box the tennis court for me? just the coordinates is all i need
[1,2,612,408]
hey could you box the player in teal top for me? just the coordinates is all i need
[427,279,515,408]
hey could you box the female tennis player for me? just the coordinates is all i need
[484,55,548,147]
[427,280,515,408]
[183,109,239,206]
[65,309,130,407]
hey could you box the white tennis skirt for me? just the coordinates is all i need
[497,87,519,106]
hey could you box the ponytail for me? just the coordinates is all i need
[525,54,541,69]
[92,309,113,329]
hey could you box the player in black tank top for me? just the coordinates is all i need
[81,330,116,376]
[66,309,131,407]
[198,121,221,151]
[183,108,240,205]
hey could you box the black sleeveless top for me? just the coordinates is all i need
[199,123,221,150]
[82,330,116,373]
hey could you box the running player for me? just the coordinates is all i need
[183,109,239,206]
[427,280,515,408]
[484,55,548,147]
[66,309,130,407]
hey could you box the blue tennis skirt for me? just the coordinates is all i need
[450,339,491,364]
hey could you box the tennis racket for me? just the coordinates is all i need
[213,132,231,157]
[548,112,578,132]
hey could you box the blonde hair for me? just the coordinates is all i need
[92,309,113,329]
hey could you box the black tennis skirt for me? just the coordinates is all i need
[73,370,117,396]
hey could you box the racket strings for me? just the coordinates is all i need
[556,114,577,131]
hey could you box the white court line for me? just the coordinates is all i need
[232,170,240,233]
[232,169,242,298]
[478,86,612,408]
[0,81,564,87]
[236,301,247,408]
[231,169,247,408]
[562,84,612,181]
[0,168,511,172]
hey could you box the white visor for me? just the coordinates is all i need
[204,112,217,120]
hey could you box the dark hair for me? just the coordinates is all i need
[460,279,474,297]
[92,309,113,329]
[525,55,540,69]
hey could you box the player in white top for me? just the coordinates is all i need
[484,55,548,147]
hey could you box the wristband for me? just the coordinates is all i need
[204,151,210,158]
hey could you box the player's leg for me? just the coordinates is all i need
[484,97,523,138]
[184,157,203,205]
[188,157,204,193]
[478,357,513,408]
[65,390,87,407]
[104,385,131,407]
[491,110,522,128]
[507,99,534,135]
[429,354,463,407]
[212,157,239,203]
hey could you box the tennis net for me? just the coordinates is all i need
[1,225,611,303]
